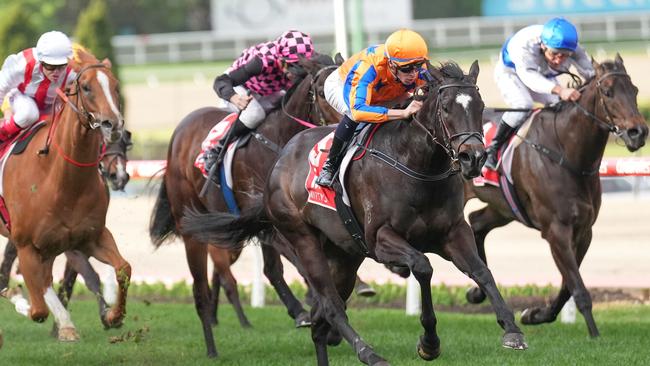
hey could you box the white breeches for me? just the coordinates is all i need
[220,85,284,129]
[6,89,40,128]
[494,63,559,128]
[324,71,352,119]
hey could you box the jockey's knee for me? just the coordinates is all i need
[11,97,40,128]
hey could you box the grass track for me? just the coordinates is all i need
[1,301,648,365]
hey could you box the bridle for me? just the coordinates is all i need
[412,80,483,162]
[100,132,132,179]
[281,65,338,128]
[573,70,630,135]
[41,63,120,167]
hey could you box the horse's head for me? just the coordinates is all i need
[420,61,485,179]
[100,129,132,191]
[283,53,341,126]
[67,50,124,144]
[589,54,648,151]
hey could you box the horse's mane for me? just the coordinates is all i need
[70,43,100,69]
[436,61,465,80]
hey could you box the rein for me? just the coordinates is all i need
[281,65,337,129]
[40,63,114,167]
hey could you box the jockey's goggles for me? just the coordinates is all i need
[546,48,573,57]
[42,62,67,71]
[396,61,425,74]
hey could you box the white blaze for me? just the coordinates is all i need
[97,71,122,119]
[455,93,472,112]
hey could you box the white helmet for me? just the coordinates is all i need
[36,31,73,65]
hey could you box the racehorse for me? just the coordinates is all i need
[0,127,133,331]
[464,55,648,337]
[183,61,528,365]
[0,48,130,341]
[149,55,341,358]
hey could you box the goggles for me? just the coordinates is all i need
[42,62,67,71]
[396,61,425,74]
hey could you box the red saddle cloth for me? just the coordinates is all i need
[305,132,337,211]
[194,113,238,176]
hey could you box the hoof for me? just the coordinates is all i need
[58,327,80,342]
[502,332,527,350]
[417,335,441,361]
[521,307,554,325]
[104,309,125,329]
[356,283,377,297]
[241,321,252,329]
[207,350,218,359]
[327,329,343,346]
[465,286,487,304]
[359,345,387,366]
[294,311,311,328]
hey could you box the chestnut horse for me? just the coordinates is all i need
[149,55,341,358]
[0,127,133,331]
[183,62,528,365]
[0,49,130,341]
[464,55,648,337]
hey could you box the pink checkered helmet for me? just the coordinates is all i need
[275,30,314,63]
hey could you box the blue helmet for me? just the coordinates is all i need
[541,18,578,51]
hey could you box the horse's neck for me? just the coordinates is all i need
[538,89,609,170]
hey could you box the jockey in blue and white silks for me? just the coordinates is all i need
[486,17,595,169]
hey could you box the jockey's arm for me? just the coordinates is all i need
[212,57,264,101]
[0,54,24,104]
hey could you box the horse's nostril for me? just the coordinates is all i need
[628,127,640,138]
[458,152,471,163]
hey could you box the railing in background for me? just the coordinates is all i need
[112,12,650,65]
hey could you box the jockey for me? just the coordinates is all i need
[315,29,429,187]
[205,30,315,170]
[0,31,74,143]
[485,17,595,170]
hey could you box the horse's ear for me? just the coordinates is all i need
[425,61,443,82]
[468,60,480,84]
[591,56,599,69]
[102,58,113,68]
[334,52,345,65]
[614,53,624,67]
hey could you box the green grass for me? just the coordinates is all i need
[1,301,648,365]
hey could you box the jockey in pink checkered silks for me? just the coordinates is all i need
[206,30,314,169]
[0,31,75,142]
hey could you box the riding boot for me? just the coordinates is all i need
[0,117,23,143]
[315,136,347,187]
[484,120,515,170]
[204,118,252,173]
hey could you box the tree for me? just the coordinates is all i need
[0,3,40,60]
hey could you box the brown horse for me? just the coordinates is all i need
[464,55,648,337]
[183,62,528,365]
[149,55,341,358]
[0,49,130,341]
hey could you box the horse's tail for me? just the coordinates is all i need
[180,199,270,250]
[149,176,178,248]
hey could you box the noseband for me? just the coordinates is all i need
[58,63,115,130]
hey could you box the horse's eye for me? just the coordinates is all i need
[82,84,91,93]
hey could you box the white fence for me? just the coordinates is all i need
[112,12,650,65]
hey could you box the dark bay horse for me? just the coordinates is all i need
[464,55,648,337]
[183,62,528,365]
[0,49,130,341]
[149,55,341,358]
[0,128,133,329]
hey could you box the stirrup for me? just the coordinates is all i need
[315,170,335,187]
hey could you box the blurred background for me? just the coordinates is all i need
[1,0,649,162]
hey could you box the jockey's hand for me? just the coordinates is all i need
[403,100,423,118]
[559,87,581,102]
[230,93,253,110]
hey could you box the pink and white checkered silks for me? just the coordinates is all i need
[229,30,313,96]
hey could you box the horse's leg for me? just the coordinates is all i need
[0,241,18,294]
[44,285,79,341]
[261,241,310,328]
[184,236,218,358]
[63,250,110,328]
[210,267,221,326]
[208,247,251,328]
[284,230,387,366]
[88,228,131,329]
[374,225,441,360]
[443,223,527,350]
[354,275,376,297]
[15,245,48,322]
[522,224,599,337]
[466,206,512,304]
